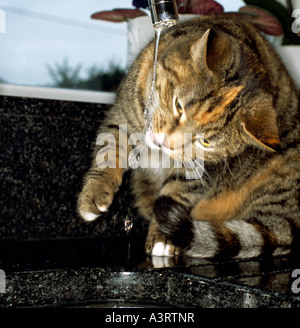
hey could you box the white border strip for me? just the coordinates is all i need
[0,83,116,104]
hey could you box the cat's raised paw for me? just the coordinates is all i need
[77,183,114,222]
[80,206,107,222]
[82,212,99,222]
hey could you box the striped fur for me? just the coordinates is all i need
[78,16,300,259]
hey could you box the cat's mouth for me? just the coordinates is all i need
[145,130,171,151]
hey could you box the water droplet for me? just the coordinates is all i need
[143,27,162,132]
[128,150,141,169]
[124,217,133,233]
[112,214,117,225]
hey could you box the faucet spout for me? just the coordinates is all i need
[148,0,179,28]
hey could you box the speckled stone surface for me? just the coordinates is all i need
[0,95,147,241]
[2,268,298,308]
[0,237,299,308]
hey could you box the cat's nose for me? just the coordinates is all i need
[153,133,165,146]
[153,133,170,149]
[146,131,171,150]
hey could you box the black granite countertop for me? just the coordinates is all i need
[0,236,300,308]
[0,95,148,242]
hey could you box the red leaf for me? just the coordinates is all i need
[191,0,224,15]
[113,8,147,19]
[239,6,283,36]
[91,10,128,23]
[221,12,248,19]
[177,0,224,15]
[91,8,146,23]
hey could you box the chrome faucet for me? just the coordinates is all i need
[148,0,179,28]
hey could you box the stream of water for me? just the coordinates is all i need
[126,21,178,233]
[128,26,163,171]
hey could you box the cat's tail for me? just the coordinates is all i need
[154,196,299,259]
[186,219,297,259]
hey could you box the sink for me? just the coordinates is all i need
[0,236,299,308]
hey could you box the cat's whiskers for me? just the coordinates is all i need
[237,154,242,172]
[169,143,212,185]
[190,159,202,180]
[191,159,206,190]
[184,158,206,192]
[224,157,234,179]
[192,158,214,183]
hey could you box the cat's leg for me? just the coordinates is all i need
[148,178,200,256]
[78,124,128,221]
[132,169,182,256]
[131,169,161,221]
[78,167,124,221]
[145,217,182,256]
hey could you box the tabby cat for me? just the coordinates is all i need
[78,16,300,259]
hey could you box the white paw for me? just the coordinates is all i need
[152,242,173,256]
[96,205,108,212]
[82,212,99,222]
[151,256,172,268]
[81,205,108,222]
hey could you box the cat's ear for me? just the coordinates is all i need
[241,107,280,152]
[190,29,211,71]
[190,29,232,74]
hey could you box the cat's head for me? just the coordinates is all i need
[143,23,280,164]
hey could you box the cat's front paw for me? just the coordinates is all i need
[77,180,115,222]
[78,168,123,222]
[145,231,182,256]
[146,255,180,268]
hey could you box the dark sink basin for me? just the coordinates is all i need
[0,236,299,308]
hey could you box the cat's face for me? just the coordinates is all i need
[145,28,280,164]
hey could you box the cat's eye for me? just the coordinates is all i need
[198,137,212,148]
[175,98,183,115]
